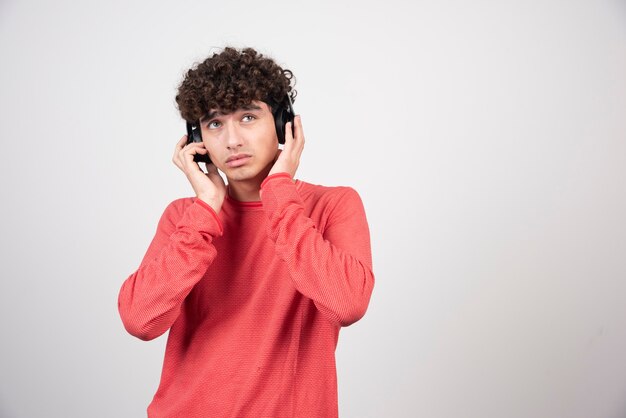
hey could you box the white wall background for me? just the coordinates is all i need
[1,1,625,417]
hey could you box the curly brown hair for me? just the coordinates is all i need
[175,47,297,122]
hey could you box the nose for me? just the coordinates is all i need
[223,120,243,150]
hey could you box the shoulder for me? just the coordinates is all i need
[158,196,196,224]
[296,180,369,233]
[296,179,363,210]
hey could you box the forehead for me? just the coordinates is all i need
[201,101,268,122]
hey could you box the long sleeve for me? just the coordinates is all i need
[260,174,375,327]
[118,198,224,341]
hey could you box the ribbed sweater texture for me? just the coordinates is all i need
[118,173,375,417]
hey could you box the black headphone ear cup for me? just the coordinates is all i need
[274,108,286,144]
[271,96,295,145]
[187,122,202,143]
[186,122,211,163]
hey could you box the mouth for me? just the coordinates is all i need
[225,154,252,168]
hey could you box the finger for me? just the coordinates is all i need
[294,115,304,142]
[284,121,294,146]
[180,142,206,160]
[206,163,226,186]
[173,135,188,167]
[296,114,302,132]
[180,147,209,171]
[187,146,208,160]
[205,162,219,173]
[183,142,206,150]
[174,135,187,155]
[285,119,303,155]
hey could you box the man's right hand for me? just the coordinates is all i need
[173,135,226,214]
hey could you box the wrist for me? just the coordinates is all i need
[197,195,222,214]
[261,172,293,189]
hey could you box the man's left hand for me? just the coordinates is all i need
[268,115,304,179]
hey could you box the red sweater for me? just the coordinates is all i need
[118,173,375,417]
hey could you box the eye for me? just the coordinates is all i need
[242,114,256,122]
[207,120,221,129]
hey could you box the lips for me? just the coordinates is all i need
[226,153,252,163]
[225,154,252,168]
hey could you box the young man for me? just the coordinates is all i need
[118,47,375,417]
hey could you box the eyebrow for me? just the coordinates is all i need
[200,103,263,123]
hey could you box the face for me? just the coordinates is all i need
[199,100,279,183]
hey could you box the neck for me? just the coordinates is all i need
[227,180,262,202]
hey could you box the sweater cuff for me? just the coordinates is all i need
[260,173,304,219]
[176,199,224,237]
[260,172,293,189]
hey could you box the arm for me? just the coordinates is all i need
[117,198,223,340]
[260,173,375,327]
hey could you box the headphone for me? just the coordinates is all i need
[186,94,295,164]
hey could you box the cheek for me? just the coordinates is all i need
[263,138,279,160]
[264,124,279,147]
[203,142,220,163]
[203,140,216,153]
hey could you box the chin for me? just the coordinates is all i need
[224,167,262,182]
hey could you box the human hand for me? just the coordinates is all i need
[268,115,304,179]
[173,135,227,213]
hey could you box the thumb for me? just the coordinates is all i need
[205,162,219,175]
[205,163,225,186]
